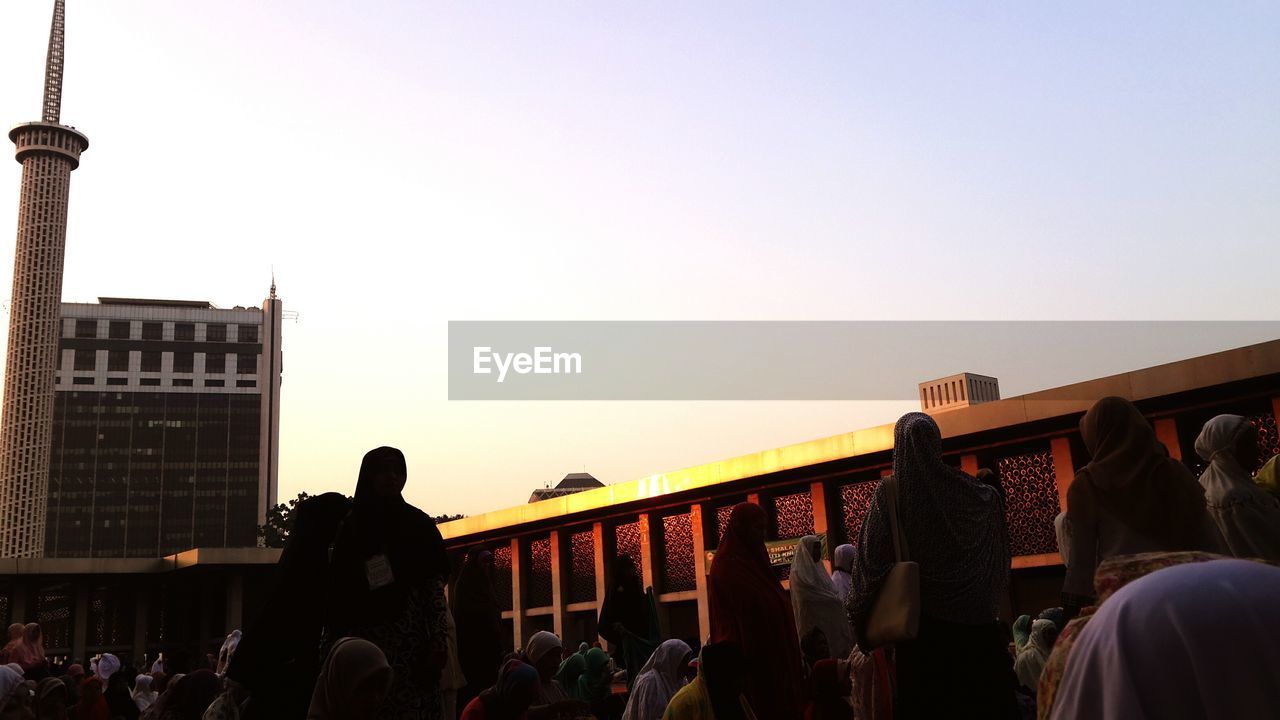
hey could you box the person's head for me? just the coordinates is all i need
[309,637,391,720]
[808,536,822,563]
[133,675,152,695]
[4,626,21,644]
[976,467,1005,502]
[727,503,768,545]
[523,631,563,682]
[1080,396,1154,459]
[699,642,745,700]
[356,447,408,503]
[646,639,693,685]
[1038,607,1066,629]
[492,660,539,715]
[1196,414,1260,471]
[893,412,947,477]
[0,666,32,720]
[64,665,83,682]
[553,653,586,690]
[94,654,119,683]
[35,677,65,718]
[106,671,129,694]
[19,626,39,649]
[833,544,855,574]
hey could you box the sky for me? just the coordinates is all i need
[0,1,1277,516]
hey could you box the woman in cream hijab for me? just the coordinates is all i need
[789,535,853,660]
[307,638,392,720]
[1195,414,1280,562]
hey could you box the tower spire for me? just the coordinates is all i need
[42,0,66,124]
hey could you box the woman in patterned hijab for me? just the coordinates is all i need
[847,412,1015,720]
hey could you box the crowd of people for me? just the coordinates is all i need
[2,398,1279,719]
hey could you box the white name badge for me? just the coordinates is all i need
[365,554,395,590]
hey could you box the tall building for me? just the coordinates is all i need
[45,294,283,557]
[0,0,89,557]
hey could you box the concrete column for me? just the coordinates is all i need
[746,493,760,505]
[961,454,980,475]
[9,583,27,626]
[224,573,244,633]
[1154,417,1181,460]
[72,582,89,667]
[1050,437,1074,512]
[549,530,567,639]
[133,585,150,666]
[690,504,711,642]
[638,513,656,591]
[509,537,524,649]
[592,522,608,650]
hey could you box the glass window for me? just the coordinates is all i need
[237,325,258,343]
[73,349,96,371]
[141,351,162,373]
[175,323,195,342]
[108,321,130,339]
[236,379,257,388]
[74,320,97,338]
[236,353,257,374]
[142,322,163,341]
[173,352,194,373]
[206,324,226,342]
[205,353,226,374]
[107,350,129,372]
[173,378,194,387]
[140,378,160,386]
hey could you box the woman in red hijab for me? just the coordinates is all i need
[708,503,804,719]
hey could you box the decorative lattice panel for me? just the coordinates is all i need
[998,451,1060,556]
[36,584,73,650]
[1251,413,1279,470]
[89,586,128,647]
[493,544,513,612]
[840,481,878,545]
[568,529,596,603]
[772,491,814,540]
[527,537,553,608]
[614,521,642,570]
[661,513,696,592]
[715,506,735,546]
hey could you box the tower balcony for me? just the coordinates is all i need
[9,121,89,169]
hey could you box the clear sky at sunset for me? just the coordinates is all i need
[1,2,1276,516]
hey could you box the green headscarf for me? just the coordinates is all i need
[576,647,612,702]
[554,653,587,700]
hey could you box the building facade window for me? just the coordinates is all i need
[205,353,226,374]
[73,349,96,371]
[172,379,193,387]
[140,351,161,373]
[236,354,257,374]
[206,324,226,342]
[173,352,194,373]
[204,379,224,388]
[74,320,96,338]
[107,350,129,372]
[141,322,163,341]
[236,379,257,388]
[237,325,258,343]
[72,377,94,385]
[106,377,127,386]
[139,378,160,386]
[174,323,195,342]
[108,321,130,339]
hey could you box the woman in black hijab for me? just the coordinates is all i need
[326,447,451,720]
[597,556,647,665]
[453,547,503,713]
[228,492,351,719]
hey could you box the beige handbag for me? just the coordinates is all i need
[864,474,920,649]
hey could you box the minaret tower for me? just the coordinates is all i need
[0,0,88,557]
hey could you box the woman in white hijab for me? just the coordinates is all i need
[790,535,853,660]
[830,544,855,606]
[1050,558,1280,719]
[1013,619,1055,693]
[620,639,691,720]
[132,674,157,712]
[1195,414,1280,562]
[96,653,120,682]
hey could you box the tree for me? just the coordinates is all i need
[257,492,465,547]
[257,492,315,548]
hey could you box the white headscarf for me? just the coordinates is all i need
[133,674,157,712]
[1014,619,1054,691]
[523,631,562,667]
[217,630,242,675]
[790,535,853,659]
[0,665,24,714]
[830,544,855,605]
[1196,414,1280,562]
[1050,559,1280,719]
[96,653,121,682]
[620,639,691,720]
